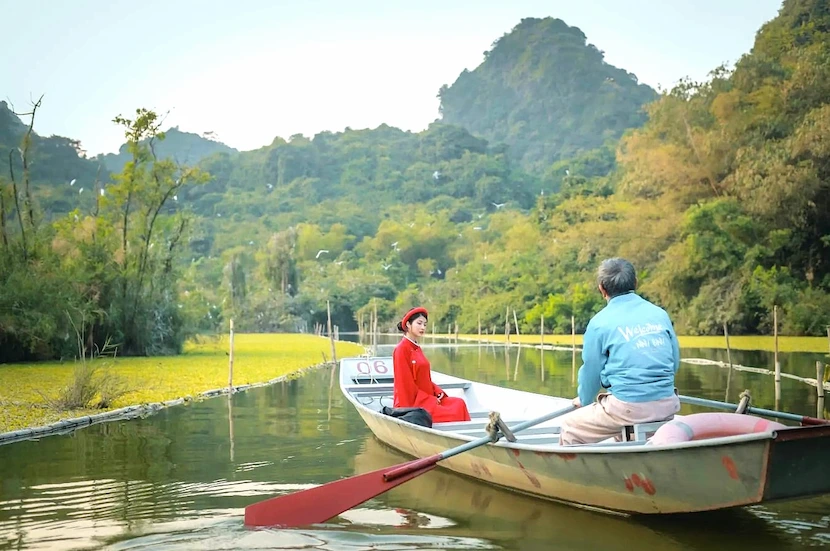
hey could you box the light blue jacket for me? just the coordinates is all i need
[577,292,680,406]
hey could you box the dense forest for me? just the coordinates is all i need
[1,0,828,363]
[438,17,658,173]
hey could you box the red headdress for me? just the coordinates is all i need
[398,306,428,332]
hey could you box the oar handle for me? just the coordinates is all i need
[383,455,441,481]
[679,395,829,425]
[384,403,577,482]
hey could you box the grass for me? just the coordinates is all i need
[0,334,366,434]
[452,333,830,354]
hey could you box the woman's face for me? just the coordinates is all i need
[406,315,428,338]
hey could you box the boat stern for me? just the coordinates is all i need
[762,424,830,502]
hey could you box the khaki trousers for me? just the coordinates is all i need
[559,393,680,446]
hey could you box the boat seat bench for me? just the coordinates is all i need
[622,420,671,441]
[435,419,670,443]
[345,381,471,397]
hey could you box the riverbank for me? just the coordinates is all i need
[0,334,366,434]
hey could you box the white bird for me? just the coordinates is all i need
[565,169,570,176]
[78,187,84,194]
[409,222,415,228]
[381,263,392,270]
[69,178,76,186]
[173,195,178,201]
[474,226,482,230]
[391,242,399,250]
[432,170,441,180]
[492,202,505,209]
[315,249,329,259]
[99,189,105,196]
[267,184,273,190]
[335,260,344,265]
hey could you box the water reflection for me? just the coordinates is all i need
[0,344,828,550]
[354,436,798,551]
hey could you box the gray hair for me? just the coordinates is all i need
[597,258,637,298]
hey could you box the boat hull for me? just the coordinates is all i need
[356,407,776,514]
[763,424,830,502]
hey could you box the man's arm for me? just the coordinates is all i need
[577,322,606,407]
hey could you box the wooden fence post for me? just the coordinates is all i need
[571,315,576,377]
[724,321,734,402]
[228,319,235,392]
[774,305,781,405]
[512,309,520,337]
[327,300,336,365]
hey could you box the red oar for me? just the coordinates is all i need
[244,403,576,528]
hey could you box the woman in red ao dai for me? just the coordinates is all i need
[392,307,471,423]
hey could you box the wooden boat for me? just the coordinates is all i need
[339,355,830,515]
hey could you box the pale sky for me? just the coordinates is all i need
[2,0,783,156]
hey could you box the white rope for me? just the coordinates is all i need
[681,357,830,390]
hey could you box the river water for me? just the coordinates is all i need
[1,340,828,550]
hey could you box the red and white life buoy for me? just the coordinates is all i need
[649,412,787,445]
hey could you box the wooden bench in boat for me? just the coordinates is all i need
[434,418,672,444]
[344,381,472,397]
[622,420,671,442]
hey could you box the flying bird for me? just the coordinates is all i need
[492,202,505,209]
[381,263,392,270]
[69,179,76,186]
[315,249,329,259]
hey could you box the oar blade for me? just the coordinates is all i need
[244,458,437,528]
